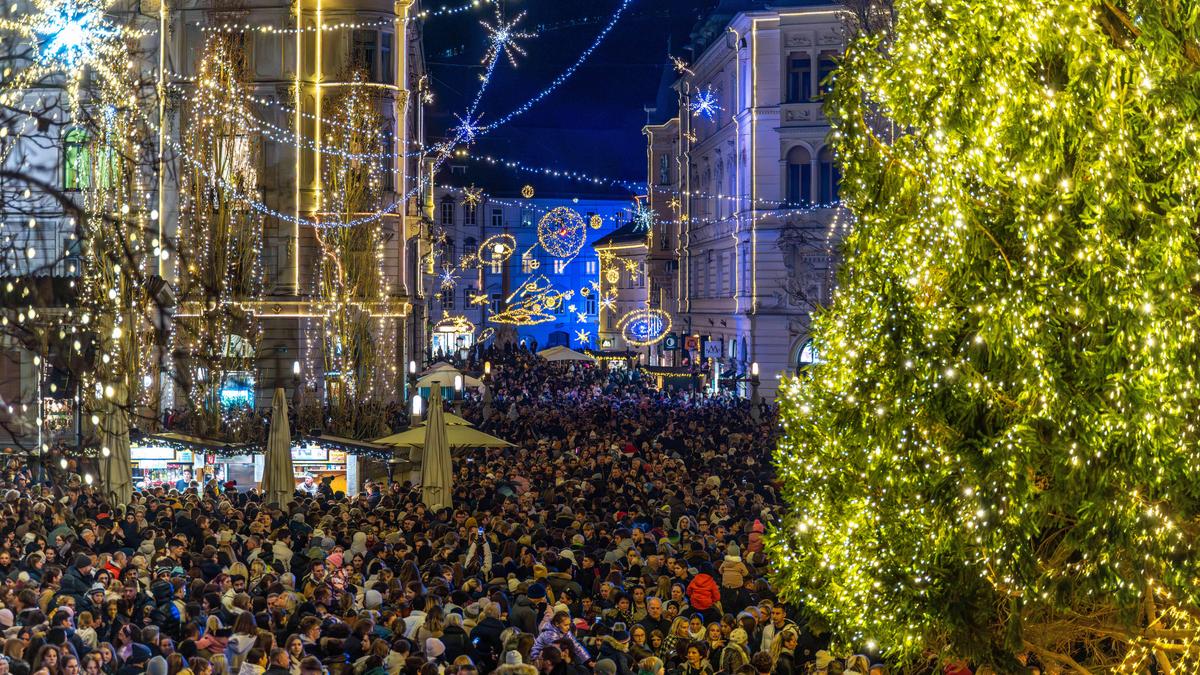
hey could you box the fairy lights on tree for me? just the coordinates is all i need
[173,35,264,440]
[769,0,1200,671]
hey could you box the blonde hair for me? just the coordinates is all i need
[77,611,94,629]
[209,653,230,675]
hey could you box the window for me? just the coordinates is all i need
[658,155,670,185]
[489,258,501,274]
[818,51,838,96]
[380,32,394,85]
[64,128,90,190]
[353,30,378,81]
[441,288,455,310]
[585,294,597,315]
[727,251,736,296]
[818,147,841,204]
[522,255,534,274]
[381,129,394,191]
[491,208,503,228]
[553,260,567,275]
[520,209,535,228]
[490,293,503,314]
[440,197,455,225]
[787,53,812,102]
[706,250,716,298]
[446,239,456,262]
[786,146,813,207]
[464,202,476,225]
[464,237,477,254]
[585,260,597,275]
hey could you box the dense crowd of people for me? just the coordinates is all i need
[0,345,897,675]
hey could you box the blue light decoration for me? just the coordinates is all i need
[620,308,671,347]
[690,85,723,121]
[36,1,115,69]
[452,112,483,145]
[479,7,534,68]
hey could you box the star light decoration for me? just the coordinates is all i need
[36,0,116,69]
[439,268,457,290]
[599,294,616,312]
[690,85,722,121]
[452,112,483,145]
[574,329,591,345]
[480,6,535,68]
[462,185,483,207]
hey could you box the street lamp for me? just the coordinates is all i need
[411,394,423,427]
[292,360,301,376]
[484,361,491,377]
[453,374,464,416]
[750,361,762,422]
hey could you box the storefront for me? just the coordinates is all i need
[130,443,209,490]
[283,442,351,495]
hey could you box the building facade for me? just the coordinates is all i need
[0,0,429,447]
[423,183,634,355]
[647,1,846,396]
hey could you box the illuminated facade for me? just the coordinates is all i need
[0,0,428,447]
[646,1,846,396]
[424,181,632,354]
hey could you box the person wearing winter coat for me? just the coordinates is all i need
[597,630,635,675]
[717,546,749,615]
[470,601,508,672]
[531,611,591,666]
[511,584,548,635]
[440,613,472,662]
[684,570,720,622]
[225,612,260,672]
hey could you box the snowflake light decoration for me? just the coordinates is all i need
[600,294,616,312]
[690,85,722,121]
[480,7,535,68]
[36,1,116,69]
[575,330,591,345]
[634,205,655,229]
[576,312,588,323]
[439,268,457,290]
[671,56,694,77]
[452,112,483,145]
[462,185,483,207]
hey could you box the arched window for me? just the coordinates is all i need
[464,236,477,254]
[786,146,812,207]
[818,147,841,204]
[795,339,823,372]
[64,128,90,190]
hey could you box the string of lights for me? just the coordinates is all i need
[480,0,634,132]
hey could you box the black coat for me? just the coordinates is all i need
[469,617,506,671]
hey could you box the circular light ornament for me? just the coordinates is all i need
[479,234,517,262]
[537,207,587,259]
[589,214,604,230]
[619,308,671,347]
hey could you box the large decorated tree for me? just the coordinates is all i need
[769,0,1200,672]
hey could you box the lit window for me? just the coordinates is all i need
[63,128,90,190]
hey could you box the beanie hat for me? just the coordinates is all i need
[365,589,383,610]
[73,553,92,569]
[729,628,748,645]
[504,651,523,665]
[146,655,168,675]
[425,638,445,659]
[597,659,618,675]
[527,583,546,600]
[0,609,12,629]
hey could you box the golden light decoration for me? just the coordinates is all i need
[574,329,591,345]
[477,327,495,343]
[469,293,490,305]
[579,287,591,297]
[589,214,604,229]
[462,184,483,207]
[479,233,517,263]
[536,206,587,258]
[521,184,535,198]
[434,315,476,335]
[617,308,671,347]
[605,268,621,284]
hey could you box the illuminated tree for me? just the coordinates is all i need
[174,34,263,440]
[315,72,395,438]
[769,0,1200,672]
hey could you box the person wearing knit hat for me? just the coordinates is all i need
[0,608,12,630]
[425,637,446,661]
[596,659,618,675]
[504,650,523,666]
[526,583,547,601]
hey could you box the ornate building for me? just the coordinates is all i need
[645,0,846,396]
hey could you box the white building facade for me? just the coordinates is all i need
[648,2,846,396]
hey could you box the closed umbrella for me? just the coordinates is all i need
[100,383,132,506]
[260,387,295,508]
[421,383,453,511]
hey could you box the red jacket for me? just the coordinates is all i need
[687,573,721,611]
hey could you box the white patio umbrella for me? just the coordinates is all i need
[100,383,132,506]
[421,383,454,511]
[259,387,295,508]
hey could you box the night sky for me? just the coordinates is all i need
[423,0,718,197]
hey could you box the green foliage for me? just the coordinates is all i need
[768,0,1200,670]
